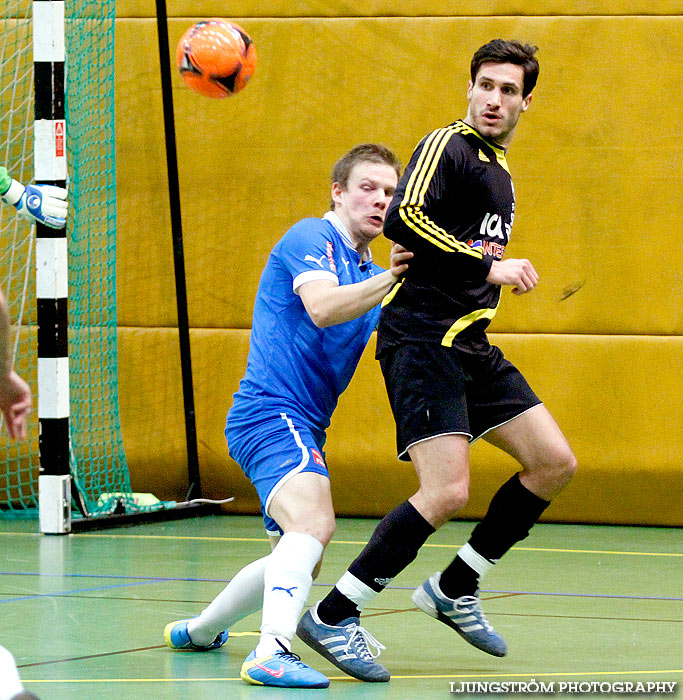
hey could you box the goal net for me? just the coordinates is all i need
[0,0,135,518]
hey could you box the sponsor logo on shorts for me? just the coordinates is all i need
[311,448,326,467]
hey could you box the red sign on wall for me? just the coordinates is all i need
[55,120,65,157]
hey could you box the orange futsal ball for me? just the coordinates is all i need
[176,19,257,98]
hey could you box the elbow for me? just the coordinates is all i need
[307,305,335,329]
[312,315,336,329]
[310,315,329,329]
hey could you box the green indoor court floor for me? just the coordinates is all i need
[1,515,681,699]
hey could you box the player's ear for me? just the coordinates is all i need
[466,80,473,100]
[521,93,532,112]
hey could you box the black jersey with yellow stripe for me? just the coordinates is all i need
[377,119,514,355]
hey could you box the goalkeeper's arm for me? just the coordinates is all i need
[0,287,31,440]
[0,166,68,229]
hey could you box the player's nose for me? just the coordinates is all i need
[373,193,388,209]
[487,88,502,107]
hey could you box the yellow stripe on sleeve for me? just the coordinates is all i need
[398,125,484,259]
[381,279,404,307]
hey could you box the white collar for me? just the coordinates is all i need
[323,211,373,263]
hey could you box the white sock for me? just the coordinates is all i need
[0,645,24,700]
[256,531,323,657]
[187,555,268,646]
[457,542,495,577]
[336,570,378,612]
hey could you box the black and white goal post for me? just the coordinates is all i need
[34,0,71,534]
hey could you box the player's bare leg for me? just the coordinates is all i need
[408,433,471,527]
[424,404,577,654]
[398,434,506,655]
[298,436,471,680]
[484,403,577,500]
[240,472,332,688]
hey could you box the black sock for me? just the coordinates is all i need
[316,585,359,625]
[437,556,479,599]
[439,473,550,599]
[317,500,435,625]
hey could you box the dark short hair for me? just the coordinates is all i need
[471,39,539,97]
[12,692,41,700]
[330,143,401,210]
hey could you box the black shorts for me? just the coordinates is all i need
[379,342,542,461]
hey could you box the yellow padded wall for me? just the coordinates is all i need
[115,6,683,525]
[117,327,257,506]
[119,328,683,526]
[117,16,683,335]
[118,2,683,19]
[326,334,683,526]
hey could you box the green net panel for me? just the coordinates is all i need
[0,0,40,515]
[0,0,136,517]
[67,0,133,515]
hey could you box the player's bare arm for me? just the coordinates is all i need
[299,244,411,329]
[486,257,538,295]
[0,371,32,440]
[0,289,31,439]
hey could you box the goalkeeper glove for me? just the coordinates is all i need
[1,176,68,229]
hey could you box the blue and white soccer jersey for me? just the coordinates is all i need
[226,211,383,534]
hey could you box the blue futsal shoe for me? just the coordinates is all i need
[412,572,507,657]
[296,602,390,682]
[240,647,330,688]
[163,619,229,651]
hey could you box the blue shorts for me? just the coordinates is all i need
[225,411,329,535]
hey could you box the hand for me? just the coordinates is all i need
[389,242,413,278]
[0,371,32,440]
[18,184,69,229]
[486,258,538,294]
[1,180,68,229]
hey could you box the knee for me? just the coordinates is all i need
[307,516,335,548]
[418,481,469,525]
[278,512,335,547]
[530,447,577,494]
[321,518,336,546]
[443,481,470,514]
[312,557,324,580]
[553,448,578,485]
[565,452,578,480]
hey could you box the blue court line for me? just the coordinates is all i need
[0,571,230,582]
[1,571,681,602]
[0,579,160,603]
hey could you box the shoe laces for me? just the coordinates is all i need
[344,623,386,662]
[275,639,308,669]
[456,595,494,633]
